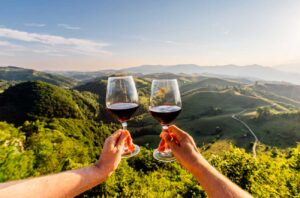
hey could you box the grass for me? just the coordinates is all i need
[244,114,300,148]
[132,90,270,149]
[132,87,300,151]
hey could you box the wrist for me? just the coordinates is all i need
[93,162,113,181]
[186,153,206,175]
[188,154,211,182]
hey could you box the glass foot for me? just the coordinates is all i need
[121,144,140,158]
[153,149,176,162]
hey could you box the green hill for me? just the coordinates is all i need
[0,81,99,125]
[251,83,300,108]
[0,80,11,93]
[0,72,299,197]
[180,77,244,93]
[0,66,77,87]
[74,77,151,121]
[133,88,300,149]
[74,78,107,104]
[243,112,300,148]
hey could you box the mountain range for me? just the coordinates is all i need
[120,64,300,85]
[1,64,300,85]
[50,64,300,85]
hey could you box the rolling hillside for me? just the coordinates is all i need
[180,77,244,93]
[0,66,77,87]
[0,80,16,93]
[253,82,300,102]
[0,81,99,125]
[133,89,271,147]
[0,71,299,197]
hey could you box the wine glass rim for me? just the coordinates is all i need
[152,79,178,82]
[108,75,133,79]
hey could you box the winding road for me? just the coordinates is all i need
[232,110,259,159]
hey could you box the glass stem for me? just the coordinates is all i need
[121,122,128,152]
[162,125,168,131]
[122,122,127,130]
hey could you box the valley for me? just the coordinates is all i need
[0,66,299,197]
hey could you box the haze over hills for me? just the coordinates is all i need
[274,63,300,74]
[120,64,300,85]
[46,64,300,85]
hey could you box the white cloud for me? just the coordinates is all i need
[58,24,81,30]
[0,27,111,56]
[131,35,196,47]
[0,40,12,46]
[0,40,27,51]
[24,23,46,27]
[0,51,15,56]
[163,40,179,45]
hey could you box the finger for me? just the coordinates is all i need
[168,125,188,140]
[158,139,166,152]
[162,133,180,152]
[115,130,128,151]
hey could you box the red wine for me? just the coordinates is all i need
[150,105,181,125]
[107,103,139,122]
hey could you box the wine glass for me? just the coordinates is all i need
[106,76,140,158]
[149,79,182,162]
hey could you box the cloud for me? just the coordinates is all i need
[24,23,46,27]
[0,27,111,56]
[0,51,15,56]
[131,35,195,47]
[0,40,27,51]
[163,40,180,45]
[0,40,12,46]
[58,24,81,30]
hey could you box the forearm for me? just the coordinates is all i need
[0,164,110,198]
[189,154,252,198]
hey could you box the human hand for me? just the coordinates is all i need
[95,130,128,177]
[161,125,202,173]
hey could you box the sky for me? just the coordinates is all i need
[0,0,300,71]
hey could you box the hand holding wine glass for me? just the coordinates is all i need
[149,79,182,162]
[106,76,140,158]
[160,125,201,172]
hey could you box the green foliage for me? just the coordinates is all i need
[1,74,300,197]
[256,107,272,119]
[0,119,299,197]
[210,146,300,197]
[0,81,100,125]
[0,122,35,181]
[82,148,205,197]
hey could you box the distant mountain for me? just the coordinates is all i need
[51,64,300,85]
[119,64,300,85]
[48,70,115,81]
[273,63,300,74]
[0,66,77,87]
